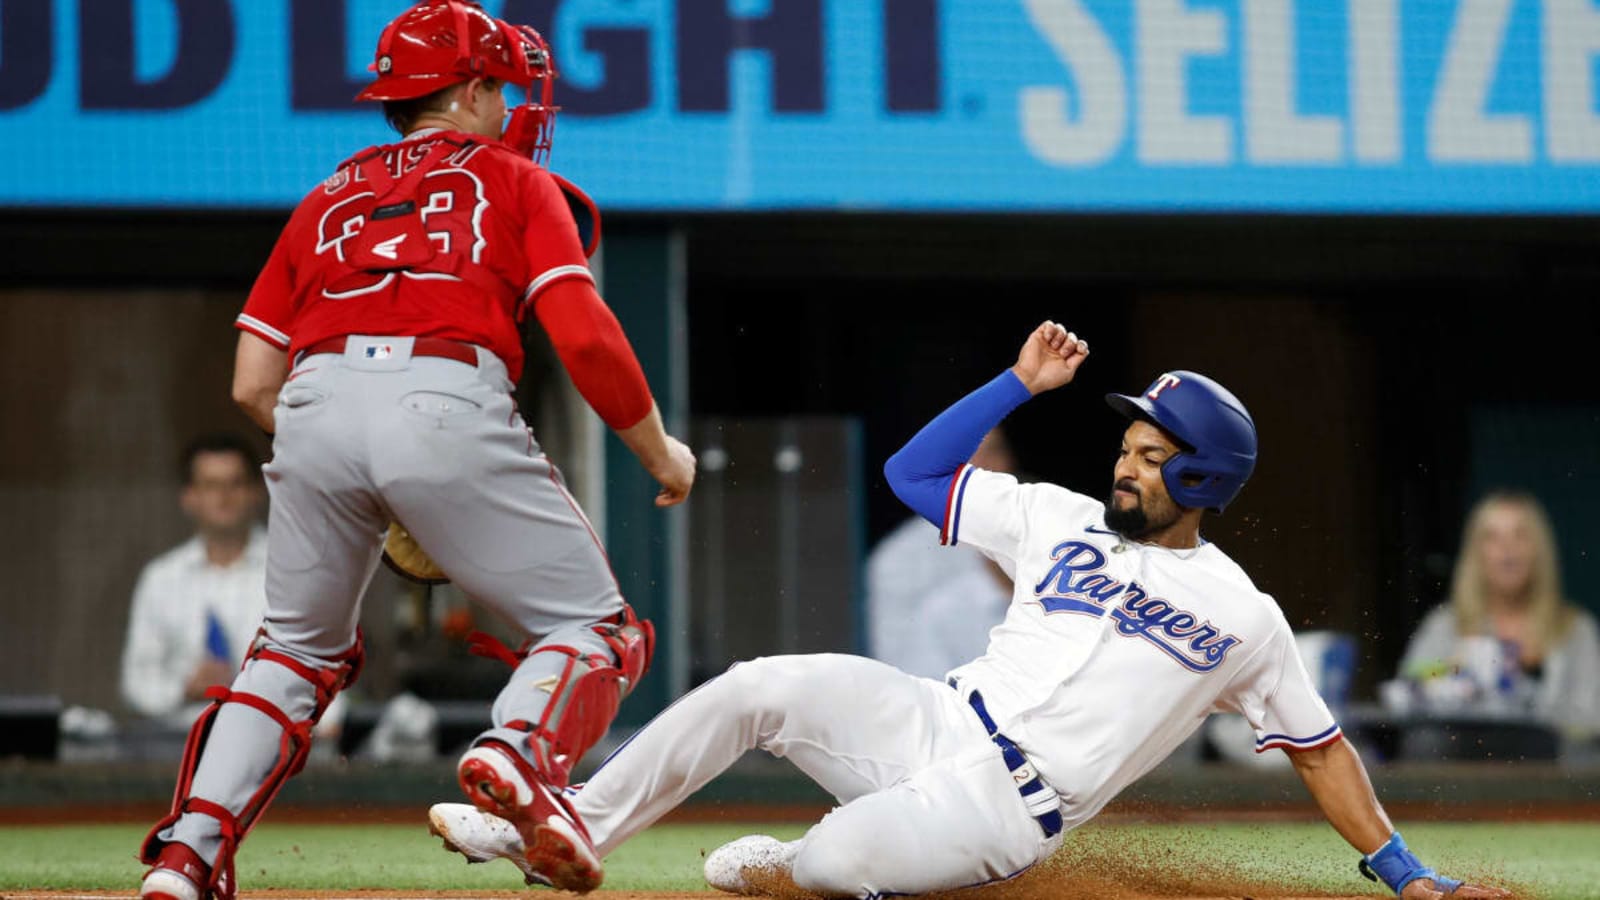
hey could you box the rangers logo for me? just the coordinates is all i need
[377,55,393,74]
[1147,373,1182,400]
[1030,540,1243,673]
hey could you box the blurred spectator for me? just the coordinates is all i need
[120,435,349,746]
[867,428,1016,679]
[1396,491,1600,739]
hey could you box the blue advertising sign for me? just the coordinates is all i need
[3,0,1600,211]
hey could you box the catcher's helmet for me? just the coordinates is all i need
[356,0,559,163]
[1105,371,1257,513]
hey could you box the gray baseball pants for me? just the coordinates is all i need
[163,337,624,862]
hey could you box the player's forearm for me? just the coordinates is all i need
[1289,738,1393,854]
[233,390,278,434]
[615,403,674,472]
[884,370,1031,524]
[1294,741,1486,896]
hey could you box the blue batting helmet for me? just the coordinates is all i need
[1105,371,1257,512]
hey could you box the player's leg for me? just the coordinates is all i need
[571,653,977,856]
[375,356,639,773]
[781,738,1059,898]
[140,363,386,900]
[371,353,645,891]
[424,655,1046,891]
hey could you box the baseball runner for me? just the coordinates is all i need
[136,2,693,898]
[427,322,1505,899]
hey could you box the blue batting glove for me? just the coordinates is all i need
[1359,832,1462,895]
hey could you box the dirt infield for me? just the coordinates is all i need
[716,857,1386,900]
[5,809,1538,898]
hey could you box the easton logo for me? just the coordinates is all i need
[1030,540,1242,673]
[372,233,407,260]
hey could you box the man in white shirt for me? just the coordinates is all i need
[121,435,269,724]
[867,428,1015,679]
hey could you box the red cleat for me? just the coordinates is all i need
[456,742,603,893]
[139,842,209,900]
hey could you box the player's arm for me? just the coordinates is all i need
[1289,733,1506,898]
[520,165,692,506]
[232,218,298,434]
[884,321,1087,524]
[232,332,288,435]
[1287,739,1393,860]
[532,279,695,507]
[1238,624,1503,899]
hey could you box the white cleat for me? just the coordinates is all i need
[428,802,546,886]
[703,834,801,895]
[138,868,201,900]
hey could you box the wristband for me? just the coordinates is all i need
[1358,832,1460,895]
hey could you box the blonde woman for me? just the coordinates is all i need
[1400,492,1600,737]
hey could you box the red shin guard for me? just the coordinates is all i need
[138,633,364,900]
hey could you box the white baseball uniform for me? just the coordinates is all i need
[569,467,1340,897]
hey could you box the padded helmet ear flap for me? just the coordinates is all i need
[549,172,601,258]
[1106,370,1256,513]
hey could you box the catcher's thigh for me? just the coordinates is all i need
[260,362,391,655]
[370,353,623,637]
[791,742,1059,898]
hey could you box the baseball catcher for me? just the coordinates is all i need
[136,2,694,898]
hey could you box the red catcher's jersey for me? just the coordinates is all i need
[235,130,593,380]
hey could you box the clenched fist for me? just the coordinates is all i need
[1010,320,1089,396]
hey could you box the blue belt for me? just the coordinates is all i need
[951,680,1063,838]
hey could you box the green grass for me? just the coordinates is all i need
[1051,821,1600,899]
[0,822,807,893]
[0,820,1594,898]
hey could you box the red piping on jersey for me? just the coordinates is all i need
[940,464,970,546]
[1258,728,1345,754]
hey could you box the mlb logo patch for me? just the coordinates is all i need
[363,344,394,360]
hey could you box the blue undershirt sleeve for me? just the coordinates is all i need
[883,369,1033,526]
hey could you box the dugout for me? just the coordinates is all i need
[4,210,1598,734]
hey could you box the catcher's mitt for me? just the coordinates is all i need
[382,522,449,584]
